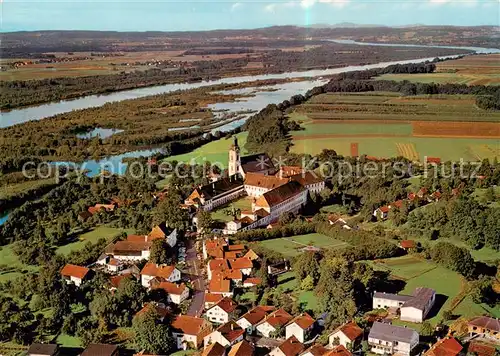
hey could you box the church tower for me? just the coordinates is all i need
[228,136,241,177]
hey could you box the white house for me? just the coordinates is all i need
[171,315,212,350]
[285,313,315,343]
[206,297,238,324]
[368,322,419,356]
[400,288,436,323]
[243,172,288,197]
[148,224,177,247]
[60,264,91,287]
[204,321,245,348]
[373,292,412,310]
[184,176,245,211]
[140,263,181,288]
[329,321,363,349]
[236,305,275,335]
[105,240,151,261]
[256,309,293,338]
[374,288,436,323]
[151,281,189,304]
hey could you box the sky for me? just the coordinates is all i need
[1,0,499,32]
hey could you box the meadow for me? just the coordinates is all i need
[290,92,500,162]
[254,233,349,257]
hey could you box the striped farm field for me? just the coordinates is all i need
[412,121,500,138]
[289,91,500,162]
[395,142,419,161]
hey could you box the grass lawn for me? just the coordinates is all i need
[166,132,248,167]
[377,72,500,86]
[56,226,135,256]
[297,290,319,311]
[471,186,500,208]
[0,244,39,283]
[453,295,500,319]
[240,291,258,303]
[370,255,437,280]
[297,121,412,136]
[211,197,254,222]
[277,271,297,292]
[56,333,82,347]
[255,233,348,257]
[0,177,58,200]
[320,204,348,214]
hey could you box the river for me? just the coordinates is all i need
[2,40,498,129]
[1,41,498,225]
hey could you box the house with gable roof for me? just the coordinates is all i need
[256,308,293,338]
[285,313,316,343]
[60,264,91,287]
[368,322,419,356]
[269,336,305,356]
[140,262,181,288]
[172,315,213,350]
[236,305,275,334]
[206,297,239,324]
[328,321,363,349]
[204,321,245,348]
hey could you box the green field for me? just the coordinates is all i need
[277,271,297,292]
[56,333,83,348]
[0,244,39,283]
[0,178,58,200]
[254,233,349,257]
[289,92,500,162]
[166,132,248,167]
[55,226,134,256]
[369,255,437,280]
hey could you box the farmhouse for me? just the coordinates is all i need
[285,313,316,343]
[172,315,212,350]
[204,292,225,309]
[206,297,239,324]
[256,308,293,338]
[269,336,305,356]
[426,337,462,356]
[373,291,413,309]
[400,240,416,251]
[467,316,500,341]
[60,264,91,287]
[237,305,275,334]
[185,175,245,211]
[140,263,181,288]
[368,322,419,356]
[105,240,151,261]
[328,321,363,349]
[204,321,245,348]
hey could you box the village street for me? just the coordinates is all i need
[186,238,206,317]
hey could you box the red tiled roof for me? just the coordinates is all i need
[148,223,168,239]
[427,337,462,356]
[255,181,305,208]
[336,321,363,341]
[261,308,293,328]
[302,344,328,356]
[244,172,289,190]
[61,264,90,279]
[228,244,245,251]
[209,259,230,273]
[172,315,210,336]
[379,206,390,213]
[228,257,253,270]
[400,240,416,249]
[407,192,417,201]
[212,297,238,313]
[244,249,260,261]
[278,166,304,178]
[467,342,496,356]
[152,281,187,295]
[324,345,352,356]
[228,340,254,356]
[217,321,245,343]
[107,240,151,254]
[239,305,275,326]
[426,157,441,164]
[289,171,324,186]
[276,336,305,356]
[244,277,262,285]
[140,263,176,279]
[391,200,404,209]
[126,234,147,242]
[209,274,231,293]
[205,292,224,305]
[288,313,315,330]
[202,342,226,356]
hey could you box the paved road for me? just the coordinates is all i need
[186,238,206,317]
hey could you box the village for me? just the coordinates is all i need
[23,141,500,356]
